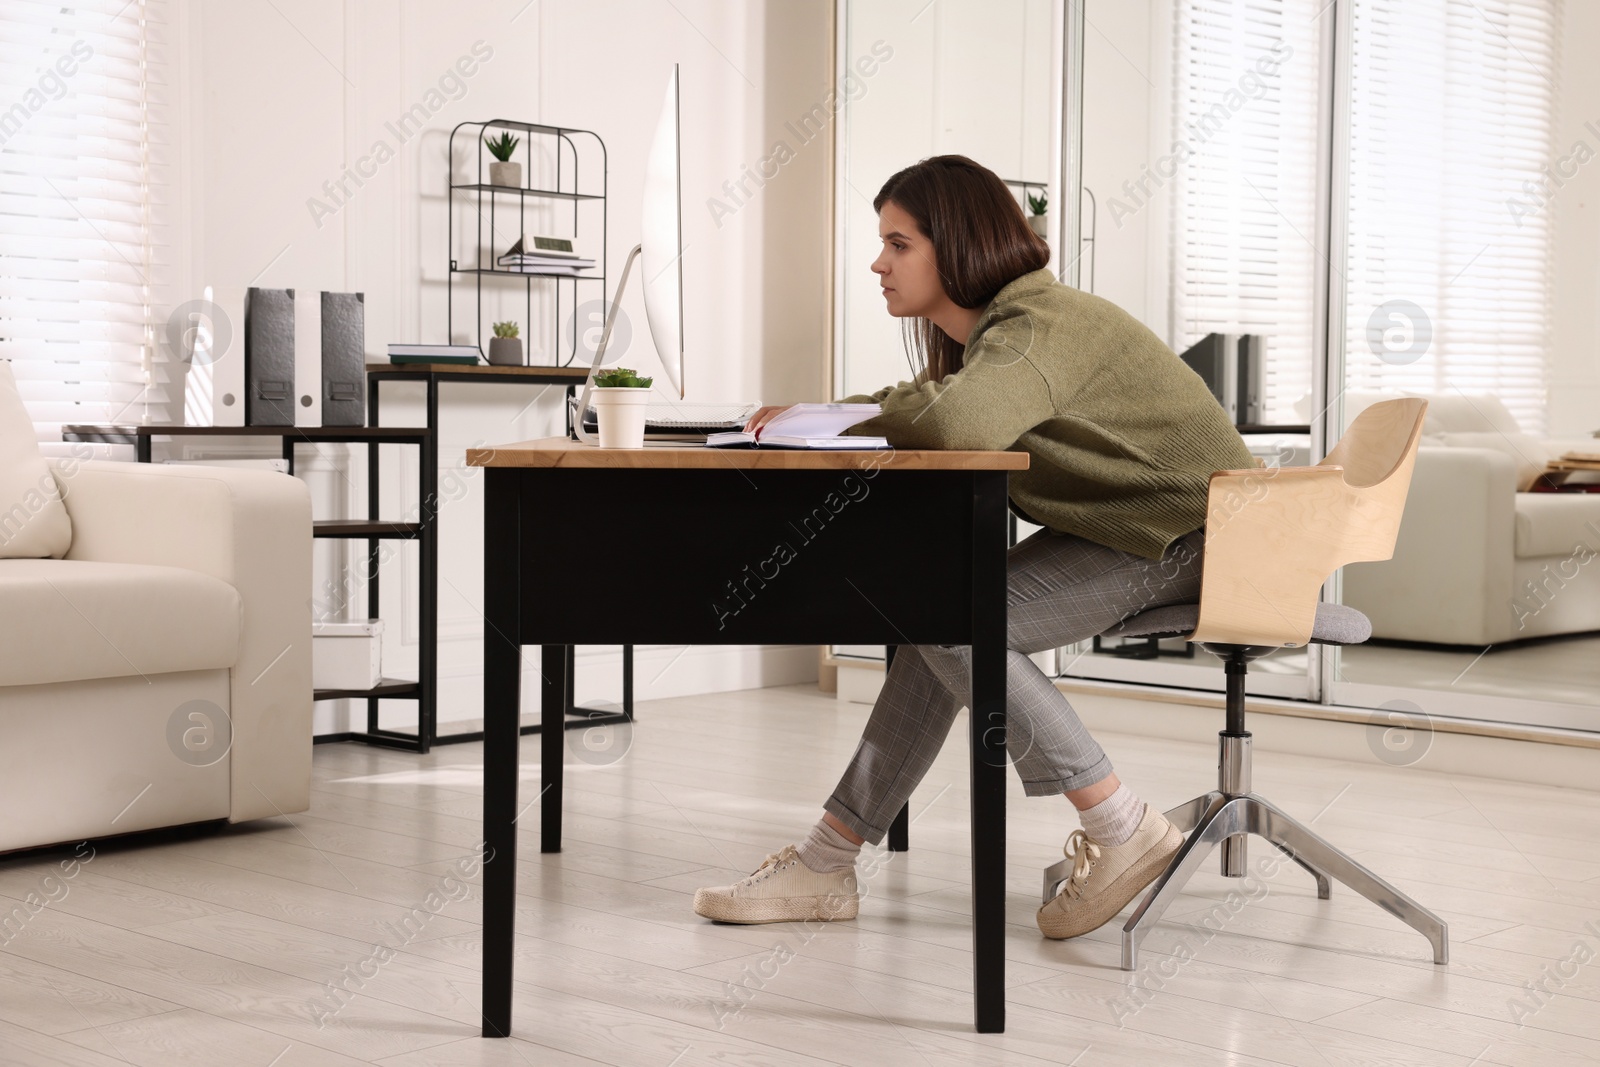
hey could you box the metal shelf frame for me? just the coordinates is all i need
[446,119,608,368]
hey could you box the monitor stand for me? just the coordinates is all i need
[571,244,640,446]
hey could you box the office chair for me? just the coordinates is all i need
[1067,396,1450,970]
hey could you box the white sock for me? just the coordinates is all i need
[795,818,862,873]
[1078,785,1145,846]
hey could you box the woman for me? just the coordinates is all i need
[693,155,1256,939]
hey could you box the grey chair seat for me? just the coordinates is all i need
[1105,601,1373,646]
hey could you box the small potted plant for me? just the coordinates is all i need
[591,366,653,448]
[488,320,522,365]
[485,131,521,188]
[1027,190,1049,238]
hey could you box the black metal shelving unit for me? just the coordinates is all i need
[362,363,635,750]
[447,119,607,366]
[58,425,439,745]
[60,420,636,755]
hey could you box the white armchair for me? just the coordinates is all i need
[0,457,312,854]
[1340,393,1600,645]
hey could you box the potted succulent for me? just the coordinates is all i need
[1027,190,1049,238]
[487,320,522,365]
[591,366,653,448]
[485,131,521,188]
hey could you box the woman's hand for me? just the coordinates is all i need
[743,404,793,437]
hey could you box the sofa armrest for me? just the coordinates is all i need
[50,459,313,821]
[1540,435,1600,458]
[1341,446,1517,644]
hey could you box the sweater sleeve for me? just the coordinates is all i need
[840,323,1054,450]
[834,384,895,405]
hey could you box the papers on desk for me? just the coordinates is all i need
[705,402,887,449]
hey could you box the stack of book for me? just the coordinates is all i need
[495,251,596,276]
[387,343,482,365]
[496,235,595,276]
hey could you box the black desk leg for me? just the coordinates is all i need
[623,644,634,721]
[564,645,575,717]
[420,376,439,751]
[888,804,910,852]
[542,643,568,852]
[136,436,151,463]
[885,645,910,852]
[481,467,521,1038]
[970,471,1009,1033]
[367,376,381,735]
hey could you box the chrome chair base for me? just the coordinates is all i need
[1040,640,1450,973]
[1114,788,1450,970]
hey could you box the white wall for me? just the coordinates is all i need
[1079,0,1158,322]
[837,0,1053,401]
[181,0,834,733]
[836,0,1158,405]
[1549,0,1600,439]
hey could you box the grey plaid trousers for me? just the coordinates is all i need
[823,524,1206,845]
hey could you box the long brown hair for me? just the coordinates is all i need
[874,155,1050,383]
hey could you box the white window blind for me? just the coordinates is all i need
[1344,0,1557,434]
[1168,0,1321,426]
[0,0,175,449]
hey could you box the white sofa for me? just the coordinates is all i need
[1340,392,1600,646]
[0,364,312,854]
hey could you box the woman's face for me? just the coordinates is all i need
[872,200,945,319]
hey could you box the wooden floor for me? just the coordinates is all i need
[2,682,1598,1065]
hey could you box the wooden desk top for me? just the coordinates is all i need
[466,436,1030,470]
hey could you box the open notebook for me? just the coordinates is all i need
[705,403,888,449]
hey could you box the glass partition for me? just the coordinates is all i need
[1329,0,1600,733]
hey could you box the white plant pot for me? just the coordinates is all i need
[592,387,649,448]
[488,160,522,188]
[1028,212,1049,238]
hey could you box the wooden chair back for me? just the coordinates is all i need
[1187,398,1429,647]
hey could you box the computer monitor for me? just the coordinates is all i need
[570,64,683,444]
[641,63,684,398]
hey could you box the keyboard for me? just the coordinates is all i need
[640,401,759,429]
[571,397,759,435]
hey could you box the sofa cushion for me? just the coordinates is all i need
[1323,391,1524,437]
[0,558,241,686]
[1514,493,1600,560]
[1430,431,1550,491]
[0,361,71,559]
[1420,394,1524,436]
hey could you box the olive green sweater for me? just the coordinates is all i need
[836,267,1256,560]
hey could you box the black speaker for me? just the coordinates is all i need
[1178,332,1266,427]
[1178,332,1237,424]
[1236,333,1265,426]
[320,291,365,427]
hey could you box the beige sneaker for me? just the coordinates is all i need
[1036,804,1182,939]
[693,844,859,924]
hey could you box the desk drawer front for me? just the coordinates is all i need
[504,467,1000,645]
